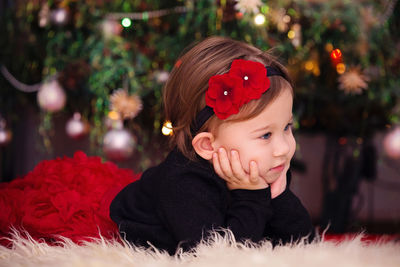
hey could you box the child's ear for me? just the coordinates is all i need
[192,132,215,160]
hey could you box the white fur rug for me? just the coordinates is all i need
[1,231,399,267]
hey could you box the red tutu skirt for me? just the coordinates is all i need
[0,151,140,245]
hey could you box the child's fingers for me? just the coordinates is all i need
[212,152,225,179]
[218,148,233,178]
[249,161,260,184]
[230,150,246,179]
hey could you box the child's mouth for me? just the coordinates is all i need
[270,164,285,172]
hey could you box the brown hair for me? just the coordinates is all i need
[163,36,293,160]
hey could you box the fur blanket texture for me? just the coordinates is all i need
[1,231,399,267]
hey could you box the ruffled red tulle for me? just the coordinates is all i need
[0,151,140,245]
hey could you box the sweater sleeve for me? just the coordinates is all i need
[157,175,273,250]
[264,188,314,244]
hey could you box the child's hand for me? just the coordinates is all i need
[212,147,269,190]
[270,170,287,199]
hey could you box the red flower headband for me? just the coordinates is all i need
[192,59,285,134]
[205,59,271,119]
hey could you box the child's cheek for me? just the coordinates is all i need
[289,136,296,159]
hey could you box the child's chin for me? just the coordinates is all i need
[263,174,280,184]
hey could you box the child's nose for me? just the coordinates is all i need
[272,135,290,157]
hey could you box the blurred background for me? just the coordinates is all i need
[0,0,399,234]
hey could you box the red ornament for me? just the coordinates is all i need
[330,49,342,61]
[338,137,347,145]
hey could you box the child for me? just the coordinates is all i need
[110,36,313,254]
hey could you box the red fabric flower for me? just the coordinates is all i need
[206,73,245,119]
[205,59,271,120]
[229,59,270,102]
[0,151,141,245]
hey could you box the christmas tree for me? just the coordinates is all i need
[0,0,399,233]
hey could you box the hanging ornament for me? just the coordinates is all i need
[383,126,400,159]
[155,70,170,83]
[65,113,90,139]
[234,0,262,15]
[103,125,136,161]
[110,89,143,120]
[330,48,343,67]
[37,79,66,112]
[330,48,342,63]
[39,3,50,27]
[50,7,69,26]
[100,19,123,40]
[0,118,12,146]
[338,67,370,95]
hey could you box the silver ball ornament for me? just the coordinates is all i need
[66,113,89,139]
[0,128,12,146]
[383,126,400,159]
[37,80,66,112]
[156,71,170,83]
[0,120,12,146]
[103,127,136,161]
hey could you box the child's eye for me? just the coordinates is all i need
[284,123,293,131]
[261,132,271,140]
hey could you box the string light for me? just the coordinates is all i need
[287,30,295,39]
[51,8,68,25]
[304,60,320,76]
[162,121,173,136]
[305,61,314,71]
[325,43,333,52]
[254,14,266,25]
[108,110,120,120]
[313,67,320,76]
[336,63,346,74]
[121,18,132,28]
[330,49,342,61]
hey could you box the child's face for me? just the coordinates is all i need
[212,87,295,184]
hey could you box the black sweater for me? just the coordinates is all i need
[110,148,313,254]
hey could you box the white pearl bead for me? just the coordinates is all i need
[223,91,228,96]
[244,76,249,80]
